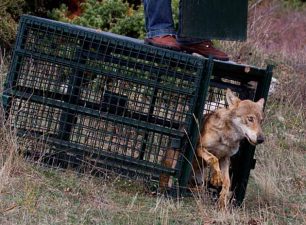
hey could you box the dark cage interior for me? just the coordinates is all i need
[3,15,272,204]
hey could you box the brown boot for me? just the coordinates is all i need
[180,40,229,61]
[144,35,181,51]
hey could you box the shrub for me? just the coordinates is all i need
[0,0,67,51]
[49,0,145,38]
[49,0,180,39]
[0,0,180,50]
[0,0,26,50]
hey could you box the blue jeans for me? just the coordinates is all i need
[143,0,202,44]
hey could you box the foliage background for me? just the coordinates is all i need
[1,0,305,51]
[48,0,180,39]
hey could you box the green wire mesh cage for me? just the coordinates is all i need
[3,15,272,204]
[2,15,212,192]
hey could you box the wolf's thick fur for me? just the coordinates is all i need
[160,89,265,209]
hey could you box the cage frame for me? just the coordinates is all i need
[2,15,273,205]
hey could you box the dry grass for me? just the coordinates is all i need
[213,2,306,224]
[0,51,19,194]
[1,2,306,224]
[0,59,305,225]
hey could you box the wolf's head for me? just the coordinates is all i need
[226,89,265,145]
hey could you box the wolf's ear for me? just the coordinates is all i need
[226,88,240,108]
[256,98,265,110]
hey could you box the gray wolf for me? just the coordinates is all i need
[160,89,265,208]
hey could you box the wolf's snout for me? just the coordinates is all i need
[256,135,265,144]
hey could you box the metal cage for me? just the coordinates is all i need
[2,15,212,191]
[2,15,272,204]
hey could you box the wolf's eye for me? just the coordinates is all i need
[248,117,254,122]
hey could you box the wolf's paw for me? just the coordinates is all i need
[217,196,227,209]
[218,189,230,209]
[210,171,223,187]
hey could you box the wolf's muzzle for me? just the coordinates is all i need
[256,135,265,144]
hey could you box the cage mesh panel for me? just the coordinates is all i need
[70,115,144,159]
[10,98,62,135]
[4,16,208,184]
[15,20,200,132]
[16,56,72,95]
[203,73,257,115]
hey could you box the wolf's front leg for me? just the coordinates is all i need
[159,148,179,191]
[218,157,231,209]
[196,146,223,187]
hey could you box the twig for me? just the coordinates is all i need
[1,204,17,213]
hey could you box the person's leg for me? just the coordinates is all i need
[143,0,180,50]
[143,0,176,38]
[176,0,229,61]
[143,0,229,60]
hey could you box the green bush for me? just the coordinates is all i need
[0,0,26,50]
[49,0,180,39]
[126,0,141,9]
[0,0,180,50]
[49,0,146,39]
[0,0,67,51]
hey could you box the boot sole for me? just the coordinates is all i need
[144,41,181,51]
